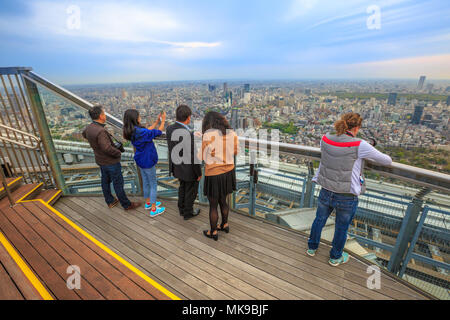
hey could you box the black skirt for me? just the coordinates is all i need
[204,169,236,198]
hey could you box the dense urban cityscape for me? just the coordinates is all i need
[39,75,450,173]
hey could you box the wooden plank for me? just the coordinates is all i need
[2,204,106,299]
[95,198,326,300]
[90,197,341,300]
[88,198,303,300]
[85,197,277,300]
[0,234,42,300]
[54,199,203,300]
[29,200,168,300]
[56,196,428,301]
[87,197,281,300]
[224,207,426,299]
[19,202,151,300]
[146,199,424,300]
[0,183,41,209]
[33,189,61,204]
[153,201,346,297]
[0,261,24,300]
[54,200,189,300]
[67,197,233,300]
[0,207,79,299]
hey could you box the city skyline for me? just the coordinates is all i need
[1,0,450,84]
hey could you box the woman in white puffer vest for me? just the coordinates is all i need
[307,112,392,267]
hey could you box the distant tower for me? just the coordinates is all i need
[244,83,250,93]
[231,107,239,129]
[417,76,426,90]
[223,82,228,99]
[412,103,424,125]
[387,93,397,106]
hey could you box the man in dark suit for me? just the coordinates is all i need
[166,105,202,220]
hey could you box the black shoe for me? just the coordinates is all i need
[203,229,218,241]
[184,208,200,220]
[217,222,229,233]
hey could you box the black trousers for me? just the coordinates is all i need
[178,180,199,216]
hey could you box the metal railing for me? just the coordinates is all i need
[1,66,449,299]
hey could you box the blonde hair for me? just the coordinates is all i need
[334,112,363,136]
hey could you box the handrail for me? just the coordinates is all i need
[15,67,450,193]
[20,70,124,130]
[0,123,41,150]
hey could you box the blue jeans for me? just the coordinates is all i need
[140,166,157,204]
[100,162,131,209]
[308,188,358,259]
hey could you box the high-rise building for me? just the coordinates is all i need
[417,76,426,90]
[399,97,406,107]
[387,93,397,106]
[208,84,216,92]
[244,83,250,93]
[446,96,450,106]
[231,107,239,129]
[223,82,228,98]
[412,104,424,125]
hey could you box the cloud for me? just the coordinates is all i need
[344,54,450,79]
[0,1,221,49]
[284,0,318,21]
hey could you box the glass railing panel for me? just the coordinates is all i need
[400,203,449,300]
[33,83,141,195]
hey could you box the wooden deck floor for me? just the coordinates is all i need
[0,196,172,300]
[53,196,430,300]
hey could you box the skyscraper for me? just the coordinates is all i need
[244,83,250,93]
[387,93,397,106]
[231,107,239,129]
[223,82,228,98]
[412,104,424,125]
[417,76,426,90]
[446,96,450,106]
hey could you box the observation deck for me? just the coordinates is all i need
[0,67,448,300]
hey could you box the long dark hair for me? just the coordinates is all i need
[202,111,231,135]
[123,109,141,141]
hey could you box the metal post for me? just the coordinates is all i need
[198,164,207,204]
[23,78,67,194]
[388,187,431,274]
[0,168,14,207]
[304,161,315,208]
[387,200,423,274]
[231,154,237,209]
[249,173,255,216]
[248,151,257,216]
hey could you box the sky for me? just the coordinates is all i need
[1,0,450,84]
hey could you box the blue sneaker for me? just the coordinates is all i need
[150,207,165,217]
[306,249,316,257]
[329,252,350,267]
[145,202,162,210]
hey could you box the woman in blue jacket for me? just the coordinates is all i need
[123,109,166,217]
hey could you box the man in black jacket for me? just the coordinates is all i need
[166,105,201,220]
